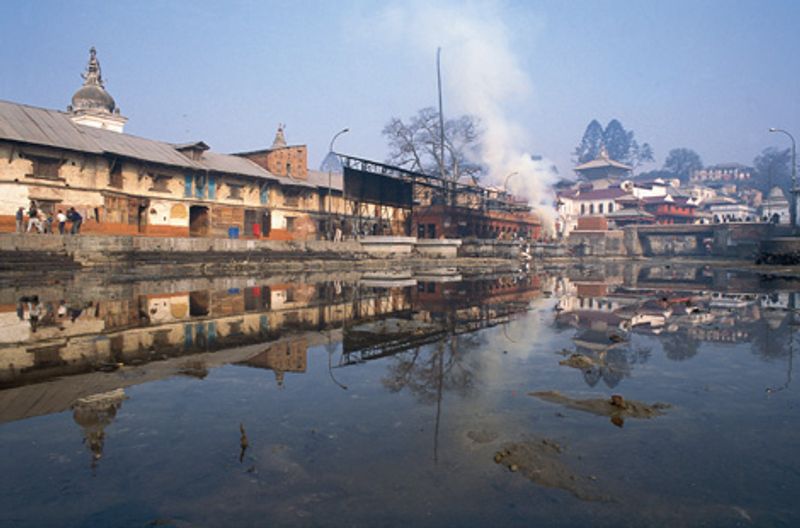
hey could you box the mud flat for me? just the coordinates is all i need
[531,391,670,427]
[493,438,610,501]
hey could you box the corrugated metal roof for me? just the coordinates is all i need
[0,100,102,154]
[201,150,276,179]
[0,99,279,180]
[81,125,204,169]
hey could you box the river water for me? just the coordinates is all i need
[1,263,798,527]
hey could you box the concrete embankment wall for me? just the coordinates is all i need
[565,224,787,259]
[0,234,527,275]
[566,230,626,258]
[459,240,522,259]
[0,234,367,271]
[757,237,800,265]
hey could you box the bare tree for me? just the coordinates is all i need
[382,107,485,182]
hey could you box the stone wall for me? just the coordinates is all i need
[566,230,626,257]
[458,239,523,259]
[0,233,367,271]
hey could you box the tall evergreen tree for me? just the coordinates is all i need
[603,119,633,163]
[573,118,653,167]
[573,119,604,163]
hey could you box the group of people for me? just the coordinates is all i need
[15,203,82,234]
[17,295,88,333]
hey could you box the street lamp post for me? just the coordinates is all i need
[326,128,349,239]
[503,171,519,193]
[769,128,797,229]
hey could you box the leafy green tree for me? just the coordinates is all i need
[663,148,703,183]
[753,147,792,194]
[634,169,676,182]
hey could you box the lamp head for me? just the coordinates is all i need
[769,128,778,132]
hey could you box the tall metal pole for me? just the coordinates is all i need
[436,48,448,203]
[327,128,349,239]
[769,128,797,229]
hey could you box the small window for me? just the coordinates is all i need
[609,202,615,213]
[208,175,216,200]
[149,174,171,193]
[589,204,594,214]
[598,203,604,214]
[286,217,296,232]
[283,191,299,207]
[228,184,243,200]
[580,204,586,215]
[195,174,206,199]
[109,165,123,188]
[27,155,61,180]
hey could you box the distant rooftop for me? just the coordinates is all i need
[574,148,632,172]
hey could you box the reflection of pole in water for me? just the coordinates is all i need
[239,423,249,463]
[767,314,796,394]
[326,330,348,391]
[502,321,519,344]
[766,307,797,394]
[433,339,446,464]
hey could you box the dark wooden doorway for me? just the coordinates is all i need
[189,205,210,237]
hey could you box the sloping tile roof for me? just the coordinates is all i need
[605,208,654,218]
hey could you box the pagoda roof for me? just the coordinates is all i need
[557,187,627,201]
[574,150,632,172]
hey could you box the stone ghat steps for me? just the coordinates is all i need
[0,234,371,268]
[0,251,82,271]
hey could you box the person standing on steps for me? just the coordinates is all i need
[56,210,67,234]
[26,203,41,233]
[68,207,83,234]
[15,207,24,233]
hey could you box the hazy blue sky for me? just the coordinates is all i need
[1,0,798,179]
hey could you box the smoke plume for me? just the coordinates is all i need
[374,1,559,228]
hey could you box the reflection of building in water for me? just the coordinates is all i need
[339,275,541,365]
[0,280,411,389]
[238,338,308,388]
[71,388,127,468]
[552,268,800,387]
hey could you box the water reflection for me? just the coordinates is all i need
[552,263,800,388]
[1,263,799,526]
[72,388,127,470]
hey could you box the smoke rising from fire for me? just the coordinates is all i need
[375,1,559,227]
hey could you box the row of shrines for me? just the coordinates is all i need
[0,48,541,241]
